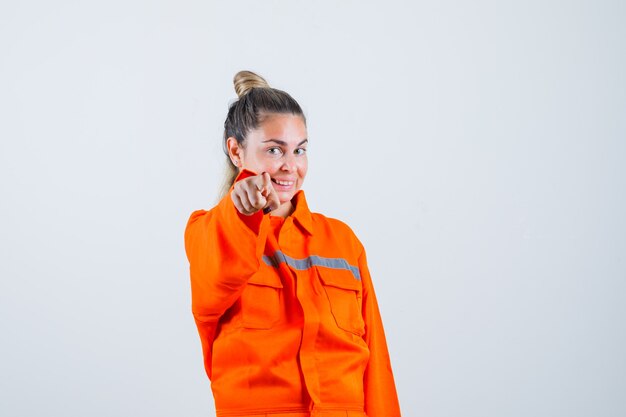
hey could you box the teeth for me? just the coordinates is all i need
[273,179,294,186]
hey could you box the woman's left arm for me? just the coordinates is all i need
[359,248,402,417]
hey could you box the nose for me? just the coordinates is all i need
[280,153,296,172]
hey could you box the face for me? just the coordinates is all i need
[229,113,308,205]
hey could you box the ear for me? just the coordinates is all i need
[226,137,243,167]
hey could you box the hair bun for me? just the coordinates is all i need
[233,70,270,98]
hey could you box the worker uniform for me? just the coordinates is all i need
[184,170,401,417]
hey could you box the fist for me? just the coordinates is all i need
[231,172,281,216]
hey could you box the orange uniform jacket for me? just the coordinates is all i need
[184,170,401,417]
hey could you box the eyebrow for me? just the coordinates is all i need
[262,138,308,146]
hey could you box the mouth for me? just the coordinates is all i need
[271,177,296,190]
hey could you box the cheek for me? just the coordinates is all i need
[256,158,281,173]
[298,159,308,177]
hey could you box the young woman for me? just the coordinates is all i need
[184,71,401,417]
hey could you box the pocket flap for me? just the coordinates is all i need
[316,267,362,291]
[247,271,283,288]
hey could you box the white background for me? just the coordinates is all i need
[1,1,625,416]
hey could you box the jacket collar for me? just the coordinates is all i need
[233,169,314,235]
[290,190,314,235]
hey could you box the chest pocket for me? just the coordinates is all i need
[241,271,283,329]
[317,267,365,336]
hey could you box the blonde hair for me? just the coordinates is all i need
[234,70,270,97]
[219,70,306,198]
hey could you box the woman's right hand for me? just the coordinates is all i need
[231,172,281,216]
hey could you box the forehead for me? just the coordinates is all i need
[250,113,307,144]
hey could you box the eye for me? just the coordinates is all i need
[294,148,307,156]
[267,147,283,156]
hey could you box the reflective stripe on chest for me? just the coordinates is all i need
[262,251,361,280]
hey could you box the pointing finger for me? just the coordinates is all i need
[265,183,281,213]
[258,172,281,214]
[260,172,272,195]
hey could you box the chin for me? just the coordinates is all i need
[278,191,297,203]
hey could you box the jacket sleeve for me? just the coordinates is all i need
[359,247,402,417]
[184,170,269,379]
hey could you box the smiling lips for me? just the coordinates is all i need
[272,178,296,189]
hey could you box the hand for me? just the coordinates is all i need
[231,172,281,216]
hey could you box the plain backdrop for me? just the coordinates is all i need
[1,1,625,416]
